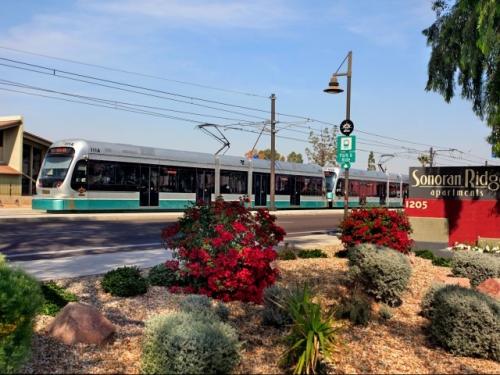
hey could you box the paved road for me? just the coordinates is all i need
[1,211,343,261]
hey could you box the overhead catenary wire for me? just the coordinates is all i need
[0,55,496,165]
[0,45,269,98]
[0,78,259,124]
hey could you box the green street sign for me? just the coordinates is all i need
[336,135,356,164]
[342,161,351,169]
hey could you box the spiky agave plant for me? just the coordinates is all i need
[281,285,337,374]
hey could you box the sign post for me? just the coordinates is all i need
[337,135,356,219]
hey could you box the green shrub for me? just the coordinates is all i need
[148,263,178,287]
[414,250,451,268]
[141,312,240,374]
[335,249,349,258]
[414,249,435,260]
[451,251,500,287]
[348,243,411,307]
[379,304,393,321]
[0,254,5,266]
[426,285,500,361]
[179,294,229,321]
[432,257,451,267]
[101,266,148,297]
[278,248,297,260]
[40,281,78,316]
[297,249,328,259]
[420,283,445,319]
[335,292,372,326]
[0,266,44,374]
[262,285,292,327]
[281,285,336,374]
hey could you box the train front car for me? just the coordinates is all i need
[32,139,89,211]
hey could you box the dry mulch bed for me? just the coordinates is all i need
[22,248,500,374]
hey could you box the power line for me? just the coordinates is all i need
[0,45,269,98]
[0,59,268,121]
[1,55,496,165]
[0,78,258,124]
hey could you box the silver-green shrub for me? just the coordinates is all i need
[262,285,292,327]
[426,285,500,361]
[420,283,445,319]
[451,251,500,287]
[0,266,44,374]
[179,294,229,321]
[348,243,411,307]
[141,312,240,374]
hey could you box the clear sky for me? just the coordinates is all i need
[0,0,497,173]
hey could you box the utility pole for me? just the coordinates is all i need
[270,93,276,211]
[429,147,434,167]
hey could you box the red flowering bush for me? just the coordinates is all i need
[340,208,413,254]
[161,197,285,303]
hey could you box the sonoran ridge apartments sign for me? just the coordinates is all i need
[410,167,499,200]
[405,166,500,248]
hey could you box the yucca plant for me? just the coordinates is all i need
[281,286,337,374]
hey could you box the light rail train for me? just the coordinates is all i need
[32,139,408,211]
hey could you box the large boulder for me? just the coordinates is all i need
[46,302,116,345]
[476,278,500,300]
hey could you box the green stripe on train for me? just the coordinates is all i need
[33,198,326,211]
[32,198,194,211]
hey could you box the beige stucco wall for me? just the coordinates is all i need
[409,217,449,244]
[3,122,23,172]
[0,175,21,195]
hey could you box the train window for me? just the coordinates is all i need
[116,164,139,188]
[88,161,116,188]
[389,182,400,198]
[275,175,290,195]
[71,160,87,191]
[349,180,360,197]
[159,166,178,192]
[302,177,322,196]
[220,170,247,194]
[177,168,196,193]
[336,178,344,196]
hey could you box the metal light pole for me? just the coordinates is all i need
[270,93,276,211]
[324,51,353,221]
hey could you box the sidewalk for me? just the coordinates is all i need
[0,207,342,223]
[10,234,342,280]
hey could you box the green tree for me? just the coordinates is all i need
[367,151,376,171]
[423,0,500,156]
[418,154,431,167]
[287,151,303,163]
[305,127,338,167]
[245,149,285,161]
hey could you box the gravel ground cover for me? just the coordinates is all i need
[22,247,500,374]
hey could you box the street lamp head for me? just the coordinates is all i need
[323,75,344,94]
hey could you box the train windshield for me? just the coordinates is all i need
[39,147,74,187]
[324,172,336,192]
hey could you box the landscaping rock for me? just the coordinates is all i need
[433,275,470,288]
[47,302,116,345]
[476,278,500,300]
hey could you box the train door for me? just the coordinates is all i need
[289,176,301,206]
[140,166,159,207]
[196,169,214,204]
[253,173,267,206]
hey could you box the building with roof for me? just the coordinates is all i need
[0,116,51,206]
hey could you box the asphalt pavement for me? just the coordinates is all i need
[0,211,343,261]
